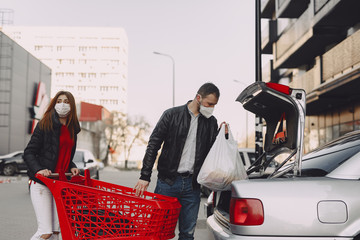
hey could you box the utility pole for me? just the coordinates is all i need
[255,0,263,159]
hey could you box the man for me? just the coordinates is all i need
[135,82,223,240]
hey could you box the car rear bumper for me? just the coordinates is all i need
[206,215,353,240]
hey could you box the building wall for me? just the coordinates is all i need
[1,26,128,113]
[290,29,360,152]
[0,31,51,154]
[262,0,360,152]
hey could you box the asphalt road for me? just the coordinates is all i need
[0,167,214,240]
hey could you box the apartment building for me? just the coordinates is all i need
[1,26,128,113]
[261,0,360,152]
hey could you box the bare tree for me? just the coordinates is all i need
[103,112,151,168]
[121,116,151,169]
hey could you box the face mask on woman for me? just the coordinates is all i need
[55,103,71,117]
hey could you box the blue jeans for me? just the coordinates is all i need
[155,175,201,240]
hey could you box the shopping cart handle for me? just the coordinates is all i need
[48,173,73,178]
[35,171,74,182]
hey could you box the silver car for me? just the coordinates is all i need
[207,82,360,239]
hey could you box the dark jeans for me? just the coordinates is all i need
[154,175,201,240]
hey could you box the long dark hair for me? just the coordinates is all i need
[39,91,80,139]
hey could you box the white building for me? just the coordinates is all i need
[1,26,128,113]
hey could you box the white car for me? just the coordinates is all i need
[207,81,360,239]
[73,149,100,179]
[208,130,360,239]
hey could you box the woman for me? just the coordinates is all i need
[24,91,81,240]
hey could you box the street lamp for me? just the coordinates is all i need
[233,79,249,148]
[153,51,175,107]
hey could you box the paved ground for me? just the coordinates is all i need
[0,167,214,240]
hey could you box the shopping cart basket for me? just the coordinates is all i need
[36,170,181,240]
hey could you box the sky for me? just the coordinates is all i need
[1,0,257,143]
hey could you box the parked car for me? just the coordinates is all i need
[207,82,360,239]
[73,149,100,179]
[0,151,27,176]
[208,130,360,240]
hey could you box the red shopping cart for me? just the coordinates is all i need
[36,170,181,240]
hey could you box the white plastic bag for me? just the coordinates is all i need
[197,124,248,191]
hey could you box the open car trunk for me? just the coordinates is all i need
[214,82,306,224]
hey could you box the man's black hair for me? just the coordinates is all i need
[197,82,220,99]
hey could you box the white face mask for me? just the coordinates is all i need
[55,103,71,118]
[197,94,214,118]
[199,105,214,118]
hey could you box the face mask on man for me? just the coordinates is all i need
[55,103,71,118]
[197,94,214,118]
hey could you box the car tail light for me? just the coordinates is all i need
[266,82,291,95]
[230,198,264,225]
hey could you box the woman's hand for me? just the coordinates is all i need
[70,168,80,176]
[37,169,52,177]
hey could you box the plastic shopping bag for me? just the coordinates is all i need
[197,124,248,191]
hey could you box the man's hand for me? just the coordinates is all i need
[220,121,229,137]
[37,169,52,177]
[70,168,80,176]
[134,179,150,197]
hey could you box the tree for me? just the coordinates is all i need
[104,112,151,169]
[121,116,151,169]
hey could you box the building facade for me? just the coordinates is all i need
[1,26,128,113]
[0,31,51,154]
[261,0,360,152]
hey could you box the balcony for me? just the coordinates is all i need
[261,20,277,54]
[306,29,360,115]
[273,0,357,69]
[276,0,310,18]
[261,0,275,18]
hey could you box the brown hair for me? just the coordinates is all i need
[39,91,80,139]
[197,82,220,99]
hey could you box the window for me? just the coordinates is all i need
[79,73,86,78]
[65,72,74,77]
[88,73,96,78]
[78,86,86,91]
[302,135,360,176]
[79,46,87,52]
[55,72,65,77]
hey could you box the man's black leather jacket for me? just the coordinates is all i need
[140,102,218,189]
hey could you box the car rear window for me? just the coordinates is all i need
[301,134,360,176]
